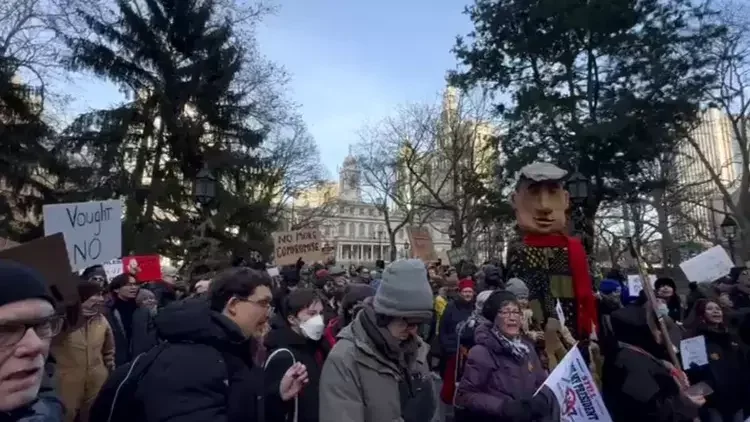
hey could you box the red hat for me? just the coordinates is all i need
[315,269,330,279]
[458,278,475,291]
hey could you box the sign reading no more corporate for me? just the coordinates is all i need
[43,199,123,271]
[272,228,324,266]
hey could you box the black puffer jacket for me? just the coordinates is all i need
[134,299,265,422]
[264,323,325,422]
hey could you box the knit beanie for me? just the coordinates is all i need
[458,278,475,291]
[475,290,494,313]
[373,259,434,319]
[599,279,621,295]
[0,260,55,308]
[78,279,103,303]
[654,277,676,291]
[505,278,529,300]
[341,284,375,313]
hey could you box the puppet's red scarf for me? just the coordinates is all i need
[523,234,598,337]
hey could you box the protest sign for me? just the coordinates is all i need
[679,245,733,283]
[446,248,469,265]
[272,228,324,266]
[103,259,124,281]
[43,199,122,271]
[406,226,437,262]
[539,345,612,422]
[0,233,79,306]
[680,335,709,369]
[122,255,162,282]
[627,274,656,297]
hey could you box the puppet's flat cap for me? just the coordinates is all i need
[517,162,567,183]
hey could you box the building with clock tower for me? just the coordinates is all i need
[339,152,361,202]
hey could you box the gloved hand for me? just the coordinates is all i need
[529,387,555,419]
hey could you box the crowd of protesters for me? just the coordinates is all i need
[2,254,750,422]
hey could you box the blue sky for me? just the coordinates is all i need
[65,0,473,178]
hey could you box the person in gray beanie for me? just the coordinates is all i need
[505,278,529,302]
[319,259,437,422]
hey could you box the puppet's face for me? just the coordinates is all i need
[512,180,569,234]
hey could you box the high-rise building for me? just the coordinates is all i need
[674,108,739,241]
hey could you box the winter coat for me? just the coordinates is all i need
[439,299,474,356]
[264,323,325,422]
[104,297,137,366]
[454,323,550,422]
[602,306,699,422]
[128,299,265,422]
[318,309,436,422]
[684,325,749,416]
[51,314,115,422]
[129,307,159,357]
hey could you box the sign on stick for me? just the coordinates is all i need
[272,228,324,266]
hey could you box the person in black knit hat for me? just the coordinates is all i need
[0,260,65,421]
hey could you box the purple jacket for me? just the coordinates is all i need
[455,322,547,417]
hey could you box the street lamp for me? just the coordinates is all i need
[721,215,738,263]
[566,171,589,205]
[193,165,217,207]
[403,240,410,259]
[449,223,457,248]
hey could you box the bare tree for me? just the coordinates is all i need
[385,88,500,255]
[679,3,750,260]
[356,119,427,261]
[259,118,335,230]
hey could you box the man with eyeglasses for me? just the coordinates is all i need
[91,266,309,422]
[0,260,65,421]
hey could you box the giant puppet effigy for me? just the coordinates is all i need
[505,162,598,342]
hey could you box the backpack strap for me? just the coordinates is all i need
[106,342,170,422]
[264,348,298,422]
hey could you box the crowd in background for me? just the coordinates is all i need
[2,255,750,421]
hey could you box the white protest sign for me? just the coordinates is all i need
[538,345,613,422]
[627,274,656,297]
[680,335,709,369]
[43,200,122,271]
[679,245,734,283]
[267,267,280,277]
[103,259,124,281]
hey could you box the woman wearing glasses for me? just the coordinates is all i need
[51,279,115,422]
[454,290,558,422]
[0,260,65,422]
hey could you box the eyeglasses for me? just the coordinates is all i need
[236,297,275,315]
[0,315,65,348]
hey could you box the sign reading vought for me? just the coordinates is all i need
[272,227,324,266]
[43,199,123,271]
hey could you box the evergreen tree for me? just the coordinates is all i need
[451,0,725,243]
[63,0,277,260]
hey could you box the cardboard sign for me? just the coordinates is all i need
[272,228,324,266]
[122,255,162,282]
[679,245,734,283]
[43,199,123,271]
[102,259,124,281]
[446,248,469,265]
[0,233,79,306]
[406,226,437,262]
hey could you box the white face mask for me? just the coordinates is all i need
[299,314,325,341]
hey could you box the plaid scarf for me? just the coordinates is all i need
[493,326,530,361]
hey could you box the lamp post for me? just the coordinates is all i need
[375,230,384,260]
[566,171,591,253]
[721,215,738,264]
[449,223,457,249]
[403,240,410,259]
[193,165,217,207]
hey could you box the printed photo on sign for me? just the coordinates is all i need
[43,199,123,271]
[680,335,709,369]
[627,274,656,297]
